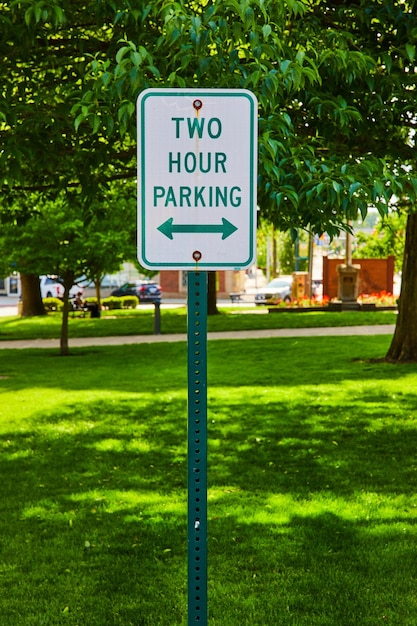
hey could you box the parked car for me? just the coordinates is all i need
[136,281,162,303]
[110,281,162,303]
[40,275,83,300]
[254,276,293,306]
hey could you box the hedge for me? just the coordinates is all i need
[43,297,64,312]
[101,296,139,310]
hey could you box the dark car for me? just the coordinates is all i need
[110,281,162,303]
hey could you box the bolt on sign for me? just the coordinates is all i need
[137,88,258,270]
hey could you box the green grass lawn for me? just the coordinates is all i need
[0,334,416,624]
[0,306,398,341]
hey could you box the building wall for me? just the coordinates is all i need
[159,270,245,298]
[158,271,182,297]
[0,274,21,297]
[322,256,395,299]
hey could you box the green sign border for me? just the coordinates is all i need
[137,89,257,270]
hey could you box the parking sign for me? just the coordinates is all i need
[137,88,257,270]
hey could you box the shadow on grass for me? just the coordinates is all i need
[209,511,417,625]
[207,394,417,497]
[0,390,416,624]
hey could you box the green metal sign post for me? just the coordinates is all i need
[187,271,208,625]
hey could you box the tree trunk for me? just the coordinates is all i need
[386,212,417,362]
[95,277,102,309]
[59,272,76,356]
[20,273,46,316]
[60,293,70,356]
[207,271,219,315]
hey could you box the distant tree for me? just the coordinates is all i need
[79,185,137,305]
[354,212,406,274]
[0,187,135,354]
[276,231,297,276]
[255,221,273,276]
[0,192,89,352]
[257,221,296,276]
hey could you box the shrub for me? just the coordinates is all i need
[121,295,139,309]
[102,296,123,310]
[43,297,64,312]
[101,296,138,309]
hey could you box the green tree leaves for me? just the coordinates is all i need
[1,0,417,236]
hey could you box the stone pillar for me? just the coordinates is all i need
[337,264,361,302]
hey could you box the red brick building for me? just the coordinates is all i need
[322,256,395,299]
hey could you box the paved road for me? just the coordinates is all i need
[0,324,396,350]
[0,297,19,316]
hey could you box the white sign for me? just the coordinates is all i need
[137,88,257,270]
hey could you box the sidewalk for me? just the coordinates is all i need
[0,324,396,350]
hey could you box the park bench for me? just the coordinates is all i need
[70,300,101,318]
[229,292,243,303]
[70,300,89,318]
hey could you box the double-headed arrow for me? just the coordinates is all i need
[157,217,238,240]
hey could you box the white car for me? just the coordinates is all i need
[254,276,293,306]
[40,275,83,300]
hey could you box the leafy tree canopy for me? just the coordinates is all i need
[74,0,417,233]
[1,0,417,236]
